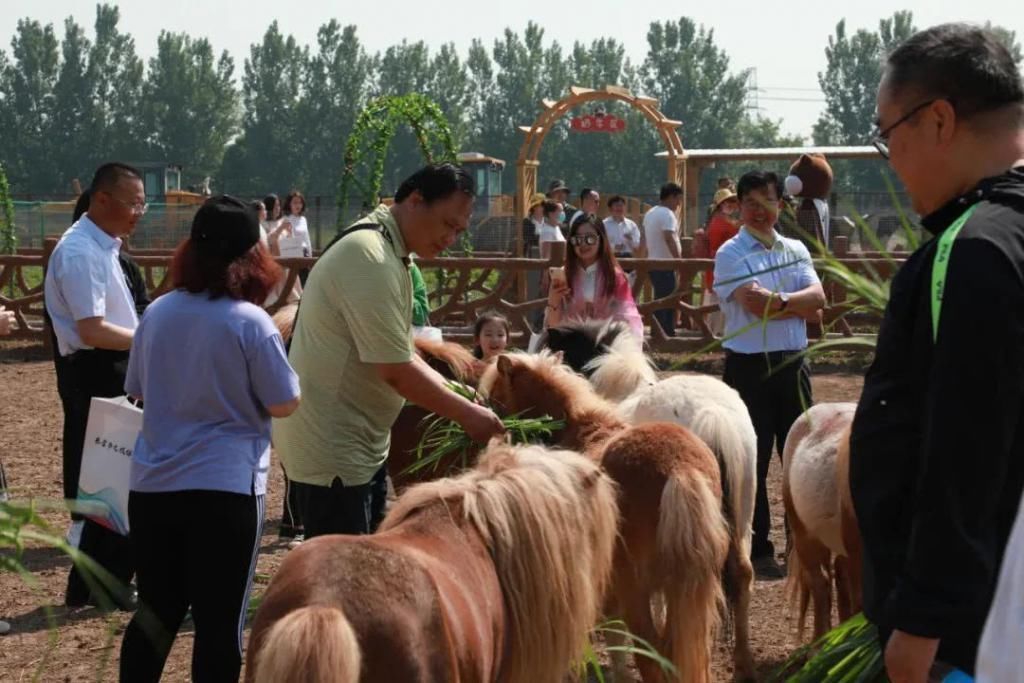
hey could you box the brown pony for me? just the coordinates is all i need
[272,302,485,492]
[480,352,730,683]
[245,440,619,683]
[781,402,863,640]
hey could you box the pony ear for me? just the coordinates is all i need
[552,350,565,364]
[496,354,513,376]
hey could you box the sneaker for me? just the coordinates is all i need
[753,555,786,580]
[66,520,84,548]
[287,534,305,550]
[0,620,10,635]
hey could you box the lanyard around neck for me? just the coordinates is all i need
[931,203,979,342]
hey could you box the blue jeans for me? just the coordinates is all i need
[650,269,677,337]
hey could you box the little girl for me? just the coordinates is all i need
[472,311,511,361]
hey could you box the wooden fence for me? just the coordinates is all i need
[0,236,901,353]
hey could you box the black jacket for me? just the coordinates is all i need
[850,166,1024,673]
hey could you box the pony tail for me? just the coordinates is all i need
[690,406,756,560]
[252,605,361,683]
[657,470,730,683]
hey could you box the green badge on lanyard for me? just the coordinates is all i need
[931,204,978,342]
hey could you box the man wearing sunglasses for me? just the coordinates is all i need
[849,24,1024,683]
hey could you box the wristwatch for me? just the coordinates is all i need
[778,292,790,311]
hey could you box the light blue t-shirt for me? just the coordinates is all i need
[713,227,821,354]
[125,290,300,495]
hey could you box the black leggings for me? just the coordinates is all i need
[120,490,264,683]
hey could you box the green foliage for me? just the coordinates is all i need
[140,32,240,185]
[578,620,678,681]
[814,12,916,147]
[771,613,888,682]
[0,164,16,254]
[337,93,457,224]
[298,22,373,195]
[2,498,128,679]
[641,18,750,149]
[221,21,307,195]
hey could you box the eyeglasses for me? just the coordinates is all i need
[871,99,938,160]
[105,193,149,215]
[570,234,600,246]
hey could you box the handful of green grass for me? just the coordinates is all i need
[403,382,565,476]
[771,613,888,682]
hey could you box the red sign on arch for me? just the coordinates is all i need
[570,114,626,133]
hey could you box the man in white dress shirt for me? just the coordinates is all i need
[45,162,144,609]
[603,195,642,257]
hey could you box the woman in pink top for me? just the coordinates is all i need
[545,213,644,340]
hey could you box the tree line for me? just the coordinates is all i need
[0,6,1019,200]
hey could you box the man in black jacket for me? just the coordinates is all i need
[851,24,1024,682]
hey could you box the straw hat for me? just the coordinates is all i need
[712,188,737,210]
[528,192,547,210]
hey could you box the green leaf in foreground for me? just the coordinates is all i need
[575,619,678,681]
[770,613,889,683]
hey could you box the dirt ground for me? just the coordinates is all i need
[0,342,864,682]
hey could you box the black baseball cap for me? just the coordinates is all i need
[547,179,570,194]
[190,195,261,260]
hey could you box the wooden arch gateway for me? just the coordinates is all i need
[514,85,686,255]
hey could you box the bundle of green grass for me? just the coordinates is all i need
[405,382,565,476]
[772,613,888,682]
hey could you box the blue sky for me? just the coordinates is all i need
[3,0,1021,139]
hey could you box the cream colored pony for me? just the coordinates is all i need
[575,334,758,681]
[781,402,862,640]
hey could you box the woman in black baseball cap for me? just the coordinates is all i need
[119,195,302,682]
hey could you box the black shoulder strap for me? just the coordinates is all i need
[319,222,390,257]
[285,222,386,352]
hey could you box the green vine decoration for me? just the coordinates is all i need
[0,163,16,255]
[337,93,458,226]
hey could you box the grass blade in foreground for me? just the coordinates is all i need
[576,619,678,682]
[770,613,889,683]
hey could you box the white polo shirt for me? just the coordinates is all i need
[44,215,138,357]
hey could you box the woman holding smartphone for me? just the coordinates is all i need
[544,213,643,340]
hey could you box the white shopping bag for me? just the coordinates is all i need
[73,396,142,536]
[277,236,307,259]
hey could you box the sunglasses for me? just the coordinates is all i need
[570,234,600,247]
